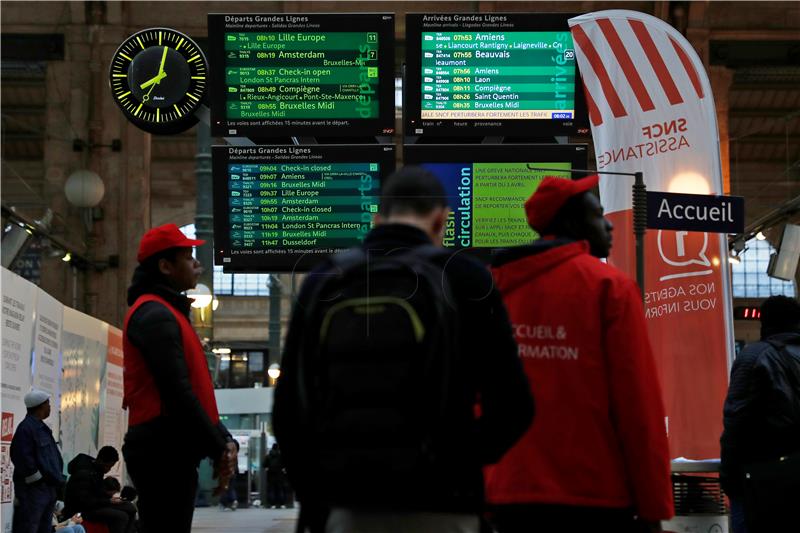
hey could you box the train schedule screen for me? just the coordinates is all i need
[420,31,576,120]
[405,13,587,137]
[209,14,395,137]
[213,144,396,272]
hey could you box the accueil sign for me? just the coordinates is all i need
[647,191,744,233]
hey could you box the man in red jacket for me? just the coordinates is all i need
[485,176,674,533]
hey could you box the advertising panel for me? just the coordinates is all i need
[61,307,106,467]
[32,289,63,437]
[1,268,36,532]
[569,10,734,458]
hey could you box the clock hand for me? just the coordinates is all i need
[158,46,168,76]
[139,71,167,90]
[142,81,158,102]
[142,72,167,102]
[139,46,170,90]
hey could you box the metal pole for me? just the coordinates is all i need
[525,165,647,296]
[268,274,282,369]
[195,119,214,341]
[632,172,647,299]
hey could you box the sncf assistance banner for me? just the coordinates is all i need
[569,10,734,459]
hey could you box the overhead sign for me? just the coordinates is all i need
[647,191,744,233]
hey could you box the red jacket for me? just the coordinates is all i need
[123,294,220,428]
[485,240,673,521]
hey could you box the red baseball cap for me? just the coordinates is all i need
[137,224,205,263]
[525,175,599,233]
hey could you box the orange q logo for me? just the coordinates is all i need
[656,230,713,281]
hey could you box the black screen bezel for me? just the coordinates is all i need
[403,143,589,262]
[208,13,396,138]
[404,13,589,138]
[213,144,397,272]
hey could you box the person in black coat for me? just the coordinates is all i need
[721,295,800,533]
[63,447,135,533]
[274,167,534,533]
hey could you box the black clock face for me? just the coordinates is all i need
[109,28,207,134]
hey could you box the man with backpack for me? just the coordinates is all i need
[273,166,534,533]
[485,176,673,532]
[721,295,800,533]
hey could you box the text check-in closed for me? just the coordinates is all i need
[646,191,744,233]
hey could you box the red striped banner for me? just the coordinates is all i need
[628,19,684,106]
[572,24,628,118]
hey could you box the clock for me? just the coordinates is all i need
[109,28,207,134]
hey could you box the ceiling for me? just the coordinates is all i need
[1,5,798,231]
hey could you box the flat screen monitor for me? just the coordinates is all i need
[213,144,396,272]
[403,143,588,259]
[405,13,588,138]
[208,13,395,138]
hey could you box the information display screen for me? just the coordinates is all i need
[404,144,588,258]
[209,14,395,138]
[405,13,588,137]
[214,144,396,272]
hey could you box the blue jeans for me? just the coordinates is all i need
[58,527,87,533]
[12,482,57,533]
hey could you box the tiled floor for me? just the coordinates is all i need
[192,506,299,532]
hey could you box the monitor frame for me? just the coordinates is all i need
[404,13,589,138]
[208,13,396,139]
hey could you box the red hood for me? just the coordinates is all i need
[492,241,590,295]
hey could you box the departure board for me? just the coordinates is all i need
[404,144,588,259]
[405,13,588,137]
[213,145,396,272]
[209,14,395,138]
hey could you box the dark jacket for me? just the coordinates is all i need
[63,454,109,516]
[273,224,534,512]
[9,414,65,487]
[720,332,800,495]
[123,267,230,462]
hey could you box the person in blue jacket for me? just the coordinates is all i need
[10,388,66,533]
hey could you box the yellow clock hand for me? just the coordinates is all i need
[142,81,158,102]
[140,47,169,89]
[139,71,167,90]
[158,46,168,75]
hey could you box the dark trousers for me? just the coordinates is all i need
[267,471,289,507]
[490,504,648,533]
[85,502,137,533]
[124,441,198,533]
[12,482,57,533]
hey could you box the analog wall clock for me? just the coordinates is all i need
[109,28,207,134]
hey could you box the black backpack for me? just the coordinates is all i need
[295,245,459,500]
[742,338,800,532]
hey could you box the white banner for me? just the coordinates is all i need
[1,268,37,533]
[32,289,63,438]
[569,10,734,459]
[61,307,106,467]
[99,326,127,481]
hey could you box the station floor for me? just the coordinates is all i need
[193,506,299,532]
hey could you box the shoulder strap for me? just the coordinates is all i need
[765,339,787,350]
